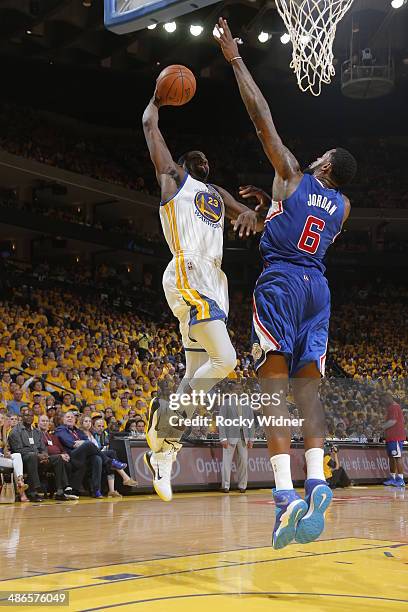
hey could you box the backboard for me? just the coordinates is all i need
[104,0,220,34]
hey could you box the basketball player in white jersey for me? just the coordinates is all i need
[142,86,258,502]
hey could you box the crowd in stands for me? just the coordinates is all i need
[0,188,162,247]
[0,104,150,193]
[0,261,407,501]
[0,99,407,503]
[1,103,408,210]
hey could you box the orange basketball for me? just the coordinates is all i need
[156,65,196,106]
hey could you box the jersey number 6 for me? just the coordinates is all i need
[297,216,326,254]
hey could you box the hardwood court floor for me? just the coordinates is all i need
[1,486,407,611]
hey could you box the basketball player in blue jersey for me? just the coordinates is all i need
[215,18,357,549]
[142,86,259,502]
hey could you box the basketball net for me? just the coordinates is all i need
[275,0,354,96]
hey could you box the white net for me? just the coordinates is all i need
[275,0,354,96]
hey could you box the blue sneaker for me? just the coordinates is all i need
[383,477,397,486]
[295,479,333,544]
[111,459,127,470]
[272,489,308,550]
[392,477,406,488]
[93,490,103,498]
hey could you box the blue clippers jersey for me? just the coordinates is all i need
[260,174,345,273]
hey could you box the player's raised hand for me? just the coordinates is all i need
[232,210,258,238]
[152,84,162,108]
[213,17,240,63]
[239,185,271,213]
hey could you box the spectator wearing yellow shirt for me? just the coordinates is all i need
[60,350,74,368]
[149,376,158,393]
[61,393,79,413]
[68,378,80,398]
[117,397,132,422]
[106,390,121,415]
[135,399,147,418]
[0,371,12,391]
[119,408,138,430]
[135,375,145,387]
[32,402,45,425]
[24,358,39,376]
[29,380,52,403]
[4,351,20,370]
[82,380,96,405]
[76,371,88,391]
[0,338,10,358]
[31,393,47,412]
[141,381,151,400]
[2,380,16,402]
[140,363,150,380]
[114,379,125,394]
[92,385,106,410]
[38,356,52,374]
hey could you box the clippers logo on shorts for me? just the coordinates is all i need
[194,191,223,227]
[252,343,263,361]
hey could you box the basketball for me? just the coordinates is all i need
[156,65,196,106]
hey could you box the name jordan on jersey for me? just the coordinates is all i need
[307,193,337,216]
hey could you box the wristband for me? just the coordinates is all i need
[230,56,242,64]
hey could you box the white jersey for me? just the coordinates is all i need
[160,173,229,349]
[159,173,224,263]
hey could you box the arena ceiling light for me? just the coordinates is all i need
[280,32,290,44]
[391,0,405,7]
[163,21,177,32]
[190,25,204,36]
[147,23,157,29]
[258,31,270,43]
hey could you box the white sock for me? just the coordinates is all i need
[398,474,404,480]
[391,473,396,479]
[271,454,293,490]
[305,448,325,481]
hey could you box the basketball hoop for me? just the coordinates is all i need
[275,0,354,96]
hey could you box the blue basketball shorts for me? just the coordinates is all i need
[386,441,404,458]
[252,262,330,376]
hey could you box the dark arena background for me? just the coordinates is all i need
[0,0,407,610]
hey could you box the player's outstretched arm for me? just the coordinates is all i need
[213,18,301,181]
[142,93,184,201]
[239,185,271,231]
[214,184,261,237]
